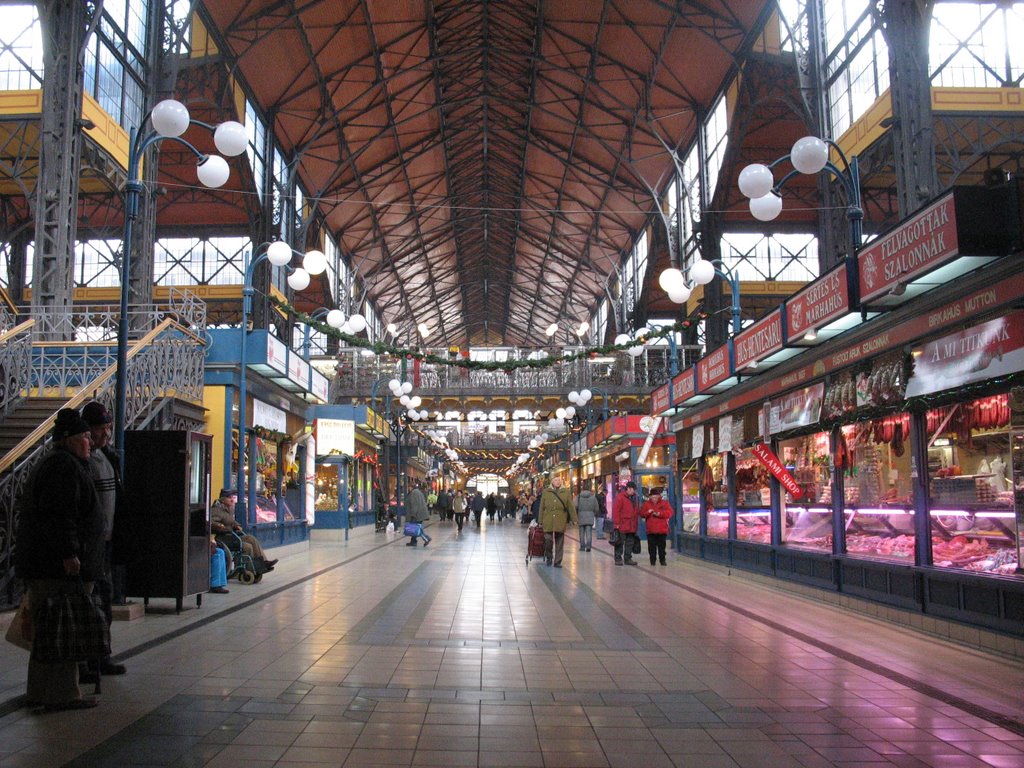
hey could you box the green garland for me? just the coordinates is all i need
[271,296,707,372]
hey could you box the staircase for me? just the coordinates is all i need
[0,397,66,457]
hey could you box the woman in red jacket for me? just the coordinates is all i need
[611,481,640,565]
[639,488,672,566]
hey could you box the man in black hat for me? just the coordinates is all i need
[611,481,640,565]
[15,408,104,710]
[81,401,126,679]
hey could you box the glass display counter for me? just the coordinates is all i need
[925,395,1019,575]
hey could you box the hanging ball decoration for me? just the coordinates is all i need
[347,314,367,333]
[196,154,230,188]
[749,192,783,222]
[213,120,248,157]
[690,259,716,286]
[790,135,829,175]
[266,241,294,266]
[286,268,311,291]
[150,99,191,137]
[326,309,346,328]
[738,163,774,199]
[302,249,328,275]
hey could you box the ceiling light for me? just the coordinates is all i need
[418,322,430,337]
[545,323,558,337]
[803,329,817,342]
[576,321,590,336]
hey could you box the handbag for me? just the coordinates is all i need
[608,528,621,546]
[30,582,111,663]
[4,596,32,652]
[632,536,642,555]
[602,517,615,533]
[403,522,420,537]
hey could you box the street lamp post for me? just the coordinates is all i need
[738,135,863,250]
[236,242,328,525]
[115,99,248,474]
[658,258,742,336]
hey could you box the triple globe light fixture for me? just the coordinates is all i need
[657,135,833,302]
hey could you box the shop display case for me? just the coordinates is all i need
[734,447,771,543]
[704,454,728,538]
[925,395,1019,574]
[779,432,832,552]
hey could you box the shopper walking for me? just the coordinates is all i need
[539,476,577,567]
[594,488,608,539]
[453,490,468,532]
[611,481,640,566]
[639,488,672,566]
[575,487,599,552]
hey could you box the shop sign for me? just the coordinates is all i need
[310,370,330,402]
[252,399,286,433]
[769,381,825,434]
[718,415,732,453]
[692,425,704,457]
[736,309,783,368]
[637,416,662,464]
[672,368,695,402]
[906,309,1024,397]
[288,354,310,390]
[316,418,355,456]
[266,334,288,375]
[786,263,850,342]
[651,383,670,415]
[752,442,802,498]
[859,193,958,303]
[697,345,731,391]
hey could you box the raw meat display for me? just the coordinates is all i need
[846,533,915,559]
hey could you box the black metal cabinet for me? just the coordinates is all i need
[124,431,212,612]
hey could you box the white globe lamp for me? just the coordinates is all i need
[790,136,829,175]
[348,313,367,333]
[196,155,230,188]
[613,333,631,346]
[326,309,345,328]
[750,192,783,222]
[738,163,774,199]
[401,381,413,394]
[668,284,692,304]
[658,267,686,293]
[579,388,592,403]
[568,390,580,404]
[213,120,248,156]
[266,241,293,266]
[302,249,328,275]
[150,99,190,137]
[287,269,310,291]
[690,259,716,286]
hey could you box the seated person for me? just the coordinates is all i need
[210,489,278,572]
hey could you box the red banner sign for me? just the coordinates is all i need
[697,345,731,391]
[651,383,670,415]
[786,262,851,342]
[752,442,802,499]
[735,309,783,369]
[858,193,959,302]
[672,368,695,402]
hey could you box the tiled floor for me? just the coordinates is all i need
[2,518,1024,768]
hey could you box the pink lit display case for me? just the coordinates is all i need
[736,508,771,543]
[783,505,832,553]
[929,507,1019,575]
[681,500,700,534]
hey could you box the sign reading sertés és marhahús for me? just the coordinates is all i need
[906,310,1024,397]
[752,442,802,499]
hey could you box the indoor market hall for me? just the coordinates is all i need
[1,518,1022,768]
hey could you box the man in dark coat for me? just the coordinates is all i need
[15,408,104,711]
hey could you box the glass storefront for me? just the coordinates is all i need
[927,394,1019,574]
[705,454,728,538]
[779,431,832,552]
[735,447,770,543]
